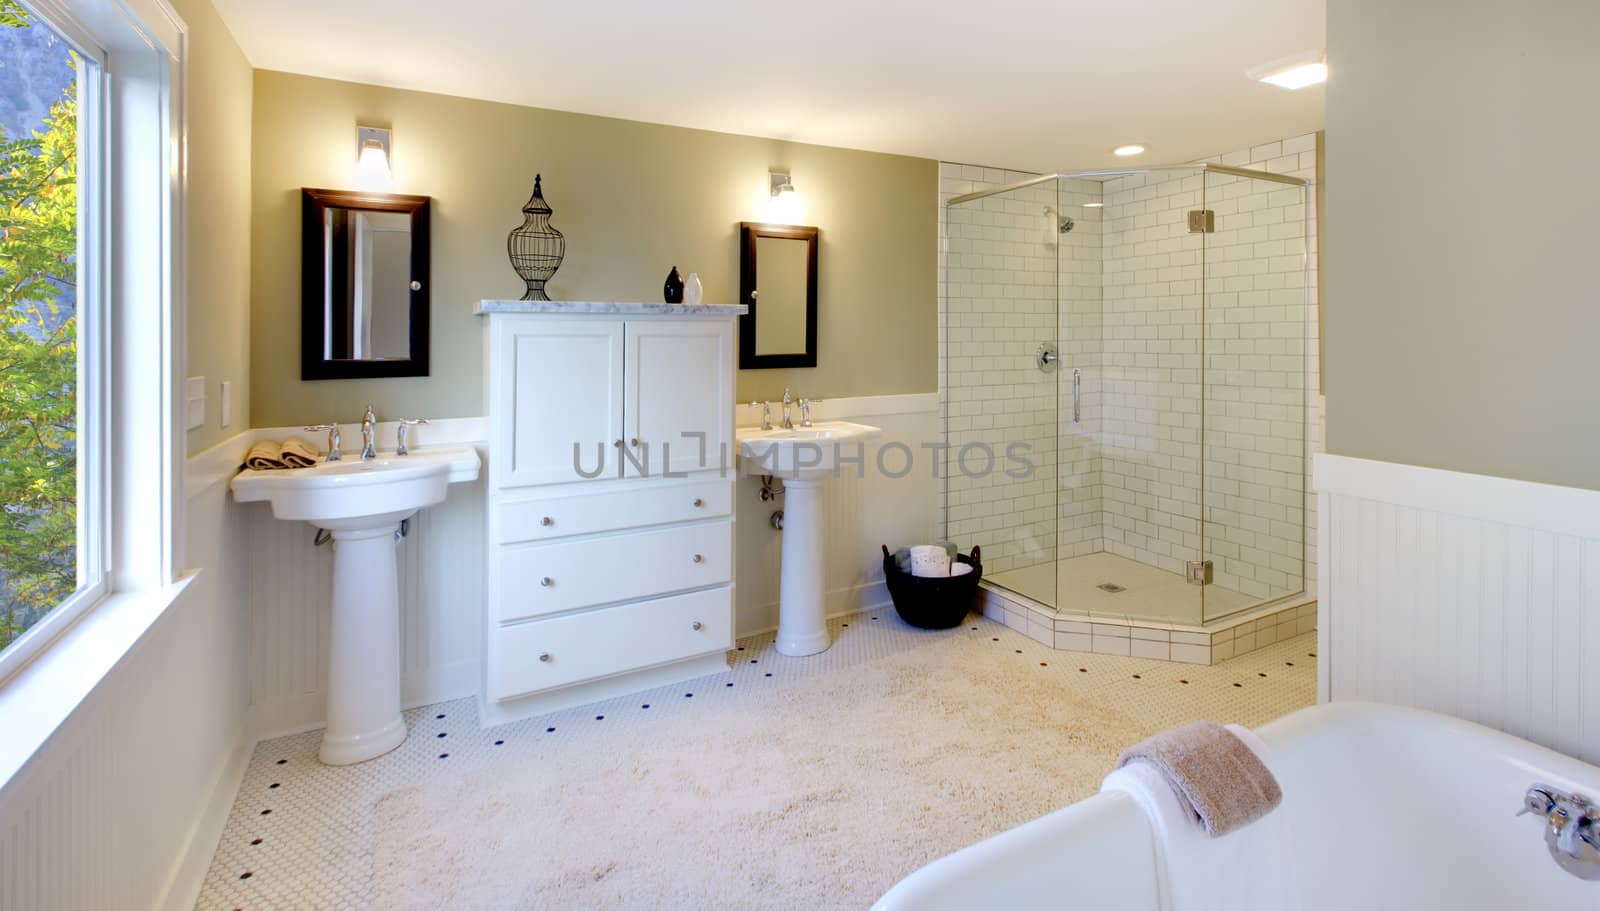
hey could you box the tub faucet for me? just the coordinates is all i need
[360,404,378,460]
[1521,784,1600,879]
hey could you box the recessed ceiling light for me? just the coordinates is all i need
[1082,202,1104,208]
[1112,144,1146,157]
[1249,51,1328,90]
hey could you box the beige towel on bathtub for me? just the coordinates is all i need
[280,437,319,468]
[245,440,287,470]
[1115,720,1281,836]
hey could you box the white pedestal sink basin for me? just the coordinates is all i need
[231,448,479,765]
[737,421,881,657]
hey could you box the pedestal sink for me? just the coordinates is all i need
[231,448,479,764]
[737,421,881,657]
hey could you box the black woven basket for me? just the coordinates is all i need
[881,544,983,630]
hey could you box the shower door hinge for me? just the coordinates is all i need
[1187,210,1215,233]
[1186,560,1213,585]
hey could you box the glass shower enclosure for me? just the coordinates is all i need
[942,165,1309,627]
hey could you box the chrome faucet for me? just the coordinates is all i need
[750,401,774,431]
[396,418,428,456]
[781,386,795,430]
[360,404,378,460]
[1521,784,1600,879]
[305,423,341,462]
[798,398,813,428]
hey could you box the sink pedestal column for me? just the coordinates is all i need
[775,478,830,656]
[319,522,407,765]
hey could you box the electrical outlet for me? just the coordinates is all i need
[184,376,205,431]
[220,380,232,428]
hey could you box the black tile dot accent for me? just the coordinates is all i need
[841,623,848,628]
[641,704,651,709]
[737,646,745,651]
[435,713,446,720]
[275,759,287,765]
[992,637,999,642]
[764,672,772,677]
[494,739,504,746]
[268,783,279,789]
[971,627,978,630]
[684,692,693,698]
[871,616,878,620]
[249,838,263,846]
[1232,683,1243,688]
[595,715,605,721]
[436,732,447,738]
[438,753,449,759]
[1039,662,1048,667]
[725,682,734,687]
[1132,674,1141,680]
[750,659,758,664]
[546,726,556,733]
[1014,649,1022,654]
[259,809,271,816]
[1257,673,1268,678]
[1286,661,1295,667]
[1078,668,1087,673]
[1179,679,1189,685]
[240,872,253,880]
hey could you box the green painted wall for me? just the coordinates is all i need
[1325,0,1600,489]
[250,71,937,427]
[174,0,252,454]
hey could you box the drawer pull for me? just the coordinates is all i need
[693,498,705,508]
[692,554,704,564]
[540,577,553,587]
[539,652,551,662]
[691,620,703,631]
[540,516,554,527]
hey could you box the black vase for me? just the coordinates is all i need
[663,266,684,303]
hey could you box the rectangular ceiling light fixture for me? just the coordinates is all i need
[1249,51,1328,90]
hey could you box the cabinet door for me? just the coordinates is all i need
[624,321,734,477]
[494,318,624,487]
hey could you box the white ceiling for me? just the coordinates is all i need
[212,0,1325,173]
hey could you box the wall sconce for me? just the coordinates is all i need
[767,169,802,224]
[355,125,394,191]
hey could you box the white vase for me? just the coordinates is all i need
[683,272,703,305]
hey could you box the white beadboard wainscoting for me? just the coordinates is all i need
[0,456,255,911]
[237,396,936,738]
[1317,454,1600,764]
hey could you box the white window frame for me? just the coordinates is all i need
[0,0,186,687]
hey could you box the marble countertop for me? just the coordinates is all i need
[475,300,748,317]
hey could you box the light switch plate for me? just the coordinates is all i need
[220,380,232,428]
[184,376,205,431]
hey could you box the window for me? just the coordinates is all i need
[0,0,102,660]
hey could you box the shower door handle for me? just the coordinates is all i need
[1072,368,1081,424]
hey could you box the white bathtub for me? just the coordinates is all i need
[873,702,1600,909]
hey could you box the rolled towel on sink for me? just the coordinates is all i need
[1113,720,1281,837]
[280,437,320,468]
[245,440,287,471]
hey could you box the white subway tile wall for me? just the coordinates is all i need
[939,131,1323,617]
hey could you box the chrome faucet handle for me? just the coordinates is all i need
[798,399,813,427]
[1522,783,1600,879]
[304,424,342,462]
[360,404,378,460]
[396,418,428,456]
[749,402,773,431]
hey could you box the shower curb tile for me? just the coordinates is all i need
[1055,632,1093,653]
[1129,627,1170,642]
[1091,636,1132,657]
[1170,630,1210,646]
[1090,623,1130,638]
[1055,619,1092,635]
[1170,643,1213,665]
[1130,640,1171,660]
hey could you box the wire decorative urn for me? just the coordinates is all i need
[507,174,565,301]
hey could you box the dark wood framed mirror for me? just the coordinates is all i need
[738,222,818,369]
[301,188,431,380]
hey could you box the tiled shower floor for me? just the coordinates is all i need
[987,551,1259,622]
[195,612,1316,910]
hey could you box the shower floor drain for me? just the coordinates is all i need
[1096,582,1127,593]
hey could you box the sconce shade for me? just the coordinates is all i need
[507,174,566,301]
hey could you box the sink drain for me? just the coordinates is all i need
[1096,582,1127,593]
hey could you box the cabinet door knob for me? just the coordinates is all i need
[693,498,705,508]
[692,554,704,564]
[613,440,624,448]
[540,577,553,587]
[691,621,703,631]
[630,437,641,447]
[540,516,554,527]
[539,652,551,662]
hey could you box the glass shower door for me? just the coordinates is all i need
[942,178,1060,609]
[1200,169,1309,623]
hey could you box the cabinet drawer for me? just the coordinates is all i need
[489,587,732,700]
[496,479,731,544]
[494,520,731,622]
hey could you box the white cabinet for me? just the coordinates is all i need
[478,304,743,723]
